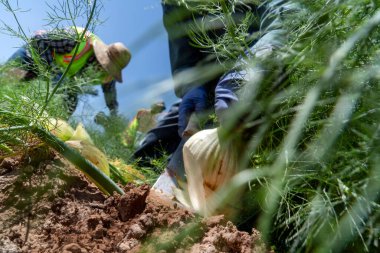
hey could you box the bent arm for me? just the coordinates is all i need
[101,80,118,115]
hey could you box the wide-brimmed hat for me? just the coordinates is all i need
[92,39,131,83]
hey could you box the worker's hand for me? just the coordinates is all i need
[178,86,209,137]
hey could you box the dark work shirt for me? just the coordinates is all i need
[28,28,86,65]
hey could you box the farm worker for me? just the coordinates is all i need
[133,1,262,195]
[5,26,131,115]
[181,23,288,215]
[123,101,166,148]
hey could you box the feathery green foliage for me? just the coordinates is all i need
[0,0,127,196]
[1,0,379,251]
[177,0,380,252]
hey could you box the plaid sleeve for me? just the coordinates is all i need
[30,29,78,65]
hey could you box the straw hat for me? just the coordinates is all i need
[92,39,131,82]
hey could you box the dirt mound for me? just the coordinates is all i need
[0,152,267,252]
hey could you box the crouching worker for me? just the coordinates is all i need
[180,10,288,219]
[122,101,166,149]
[5,26,131,115]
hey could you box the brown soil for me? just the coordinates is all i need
[0,149,268,253]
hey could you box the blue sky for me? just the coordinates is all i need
[0,0,177,122]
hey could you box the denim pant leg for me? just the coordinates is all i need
[8,46,30,63]
[7,46,37,80]
[166,138,186,182]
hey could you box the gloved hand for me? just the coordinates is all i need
[178,86,209,137]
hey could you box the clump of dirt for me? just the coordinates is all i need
[0,150,268,253]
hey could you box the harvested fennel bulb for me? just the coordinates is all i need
[181,128,240,217]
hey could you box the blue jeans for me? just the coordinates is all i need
[7,46,37,80]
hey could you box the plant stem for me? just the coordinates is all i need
[32,126,125,195]
[0,125,30,132]
[0,110,124,195]
[38,0,98,116]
